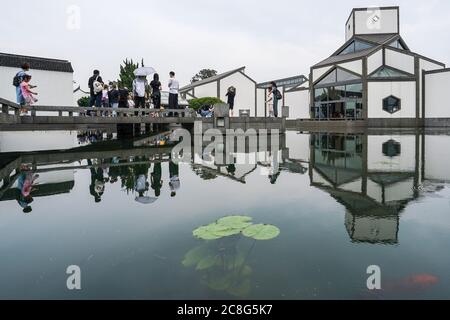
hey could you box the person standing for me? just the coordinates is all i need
[109,83,120,116]
[266,87,274,117]
[101,84,110,116]
[270,82,281,118]
[168,71,179,110]
[13,63,31,105]
[226,86,236,117]
[169,161,180,198]
[88,70,103,110]
[150,73,162,109]
[20,74,38,113]
[118,86,129,109]
[133,76,148,109]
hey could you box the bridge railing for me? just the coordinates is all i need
[0,98,197,118]
[0,98,21,116]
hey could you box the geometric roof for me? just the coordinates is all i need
[180,66,253,93]
[0,52,74,73]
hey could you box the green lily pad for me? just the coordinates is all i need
[243,224,280,240]
[217,216,253,230]
[193,225,222,240]
[193,221,244,240]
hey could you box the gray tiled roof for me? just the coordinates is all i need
[355,33,398,45]
[313,47,379,68]
[313,33,400,68]
[180,67,247,92]
[0,52,74,73]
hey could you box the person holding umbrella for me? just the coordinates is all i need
[133,67,156,110]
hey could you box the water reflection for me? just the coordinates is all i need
[0,130,450,299]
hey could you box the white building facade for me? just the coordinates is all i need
[0,52,74,107]
[308,6,447,124]
[180,67,258,116]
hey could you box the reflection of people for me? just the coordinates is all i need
[226,164,236,176]
[151,162,163,197]
[268,150,280,185]
[15,170,39,213]
[169,161,180,197]
[88,160,105,203]
[135,173,149,197]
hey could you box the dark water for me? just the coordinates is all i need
[1,130,450,300]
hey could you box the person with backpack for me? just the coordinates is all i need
[88,70,103,111]
[13,63,33,105]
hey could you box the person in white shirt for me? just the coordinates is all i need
[132,76,148,108]
[168,71,180,109]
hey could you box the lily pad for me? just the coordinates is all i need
[242,224,280,240]
[217,216,253,230]
[193,226,223,240]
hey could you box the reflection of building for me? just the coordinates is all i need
[310,133,421,244]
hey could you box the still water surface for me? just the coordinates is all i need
[0,130,450,299]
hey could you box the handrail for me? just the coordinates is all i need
[0,97,20,108]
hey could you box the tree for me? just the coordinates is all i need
[191,69,218,83]
[117,58,145,89]
[77,96,90,107]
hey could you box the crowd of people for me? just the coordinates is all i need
[12,62,283,118]
[87,69,180,115]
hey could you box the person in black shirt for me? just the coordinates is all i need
[109,83,120,116]
[150,73,162,109]
[226,86,236,117]
[118,86,129,109]
[88,70,103,109]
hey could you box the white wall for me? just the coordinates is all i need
[425,70,450,118]
[367,135,416,172]
[367,81,416,118]
[256,88,266,117]
[284,90,310,119]
[385,49,415,74]
[424,135,450,181]
[345,13,354,41]
[338,60,363,75]
[367,49,383,74]
[0,66,74,106]
[0,131,78,153]
[192,81,217,99]
[219,72,256,117]
[419,60,445,118]
[354,8,399,35]
[286,132,310,161]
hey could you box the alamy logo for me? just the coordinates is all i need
[366,265,381,290]
[66,265,81,290]
[366,7,382,30]
[66,5,81,31]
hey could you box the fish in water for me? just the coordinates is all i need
[358,274,439,299]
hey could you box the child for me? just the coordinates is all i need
[20,74,38,114]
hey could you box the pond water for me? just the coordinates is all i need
[1,130,450,300]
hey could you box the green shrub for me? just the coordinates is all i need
[77,96,90,107]
[188,97,224,110]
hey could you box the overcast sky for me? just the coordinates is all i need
[1,0,449,89]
